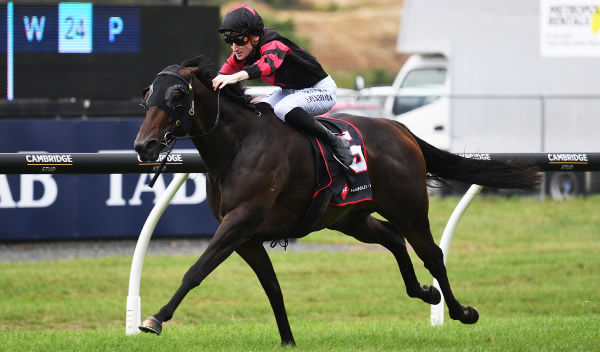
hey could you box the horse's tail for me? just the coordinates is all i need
[407,129,541,190]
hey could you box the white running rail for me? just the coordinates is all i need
[125,172,189,335]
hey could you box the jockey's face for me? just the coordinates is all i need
[231,35,259,61]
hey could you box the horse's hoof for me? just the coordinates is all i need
[139,316,162,335]
[422,285,442,305]
[460,306,479,324]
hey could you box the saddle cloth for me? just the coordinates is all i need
[284,116,374,238]
[311,116,373,205]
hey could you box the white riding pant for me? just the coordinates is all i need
[261,75,337,121]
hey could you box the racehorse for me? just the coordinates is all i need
[134,56,540,346]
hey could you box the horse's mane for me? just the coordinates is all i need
[180,55,254,110]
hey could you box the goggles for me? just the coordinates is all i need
[223,32,250,46]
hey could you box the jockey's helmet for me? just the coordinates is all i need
[218,5,264,36]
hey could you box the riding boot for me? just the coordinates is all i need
[284,107,354,169]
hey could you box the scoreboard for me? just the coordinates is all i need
[1,2,220,99]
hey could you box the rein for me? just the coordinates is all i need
[174,88,221,140]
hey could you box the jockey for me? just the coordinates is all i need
[212,5,354,169]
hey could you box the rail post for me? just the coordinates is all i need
[125,172,189,335]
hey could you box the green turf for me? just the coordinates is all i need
[1,195,599,351]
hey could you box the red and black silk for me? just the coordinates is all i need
[219,28,328,90]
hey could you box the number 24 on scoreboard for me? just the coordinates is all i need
[58,2,92,53]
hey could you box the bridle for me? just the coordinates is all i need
[141,65,221,142]
[141,65,221,186]
[157,89,221,148]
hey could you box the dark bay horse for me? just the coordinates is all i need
[134,56,539,346]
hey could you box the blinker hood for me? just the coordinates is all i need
[144,65,195,135]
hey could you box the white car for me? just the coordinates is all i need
[383,54,450,150]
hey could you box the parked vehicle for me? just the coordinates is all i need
[384,0,600,199]
[383,54,450,150]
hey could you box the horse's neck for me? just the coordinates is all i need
[192,100,259,173]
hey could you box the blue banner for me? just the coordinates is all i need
[0,119,218,241]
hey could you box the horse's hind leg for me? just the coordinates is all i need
[236,242,296,346]
[334,214,441,305]
[396,215,479,324]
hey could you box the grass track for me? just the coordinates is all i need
[1,196,599,351]
[2,317,598,352]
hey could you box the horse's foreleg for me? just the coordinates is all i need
[236,243,296,346]
[335,215,441,305]
[140,213,258,334]
[143,239,236,332]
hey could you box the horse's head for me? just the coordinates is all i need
[135,56,256,162]
[134,65,199,161]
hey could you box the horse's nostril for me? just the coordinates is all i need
[146,140,159,153]
[135,139,160,161]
